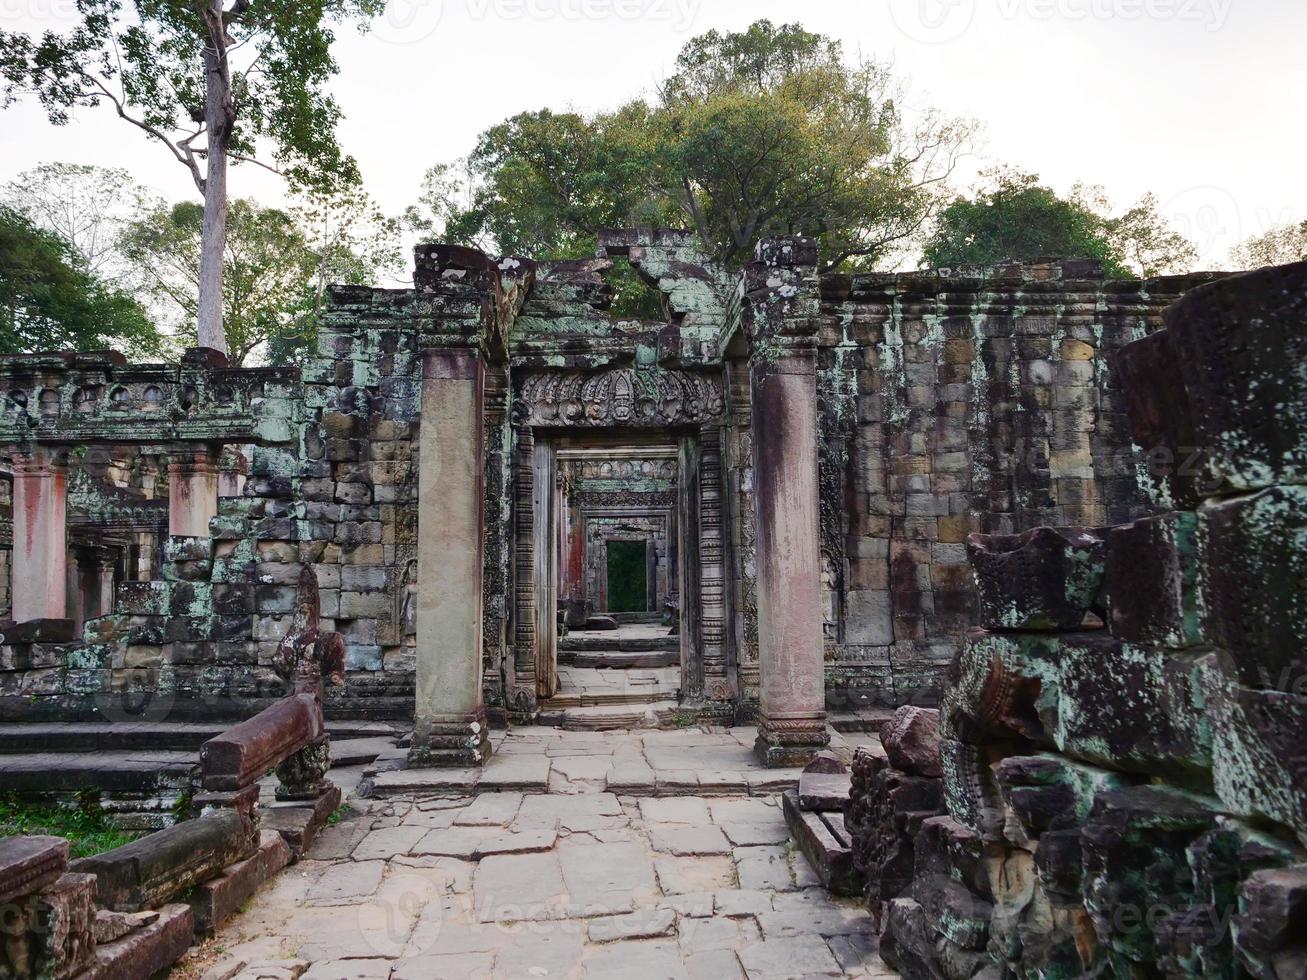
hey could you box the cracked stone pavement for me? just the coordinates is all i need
[187,726,896,980]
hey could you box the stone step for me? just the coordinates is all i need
[0,750,199,795]
[0,719,405,754]
[539,686,678,709]
[568,649,680,669]
[558,634,679,653]
[541,701,683,732]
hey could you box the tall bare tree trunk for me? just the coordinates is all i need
[196,4,232,356]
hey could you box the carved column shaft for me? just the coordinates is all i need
[11,448,68,623]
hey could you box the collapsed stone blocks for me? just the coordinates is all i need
[850,261,1307,979]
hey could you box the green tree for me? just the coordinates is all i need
[1229,220,1307,270]
[409,20,977,274]
[3,162,154,275]
[1,0,384,357]
[922,170,1196,278]
[120,193,394,366]
[0,204,160,356]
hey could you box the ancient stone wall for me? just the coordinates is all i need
[813,261,1220,707]
[850,261,1307,979]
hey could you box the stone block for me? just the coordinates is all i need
[880,706,942,777]
[90,902,194,980]
[70,810,251,912]
[0,835,68,905]
[200,692,324,791]
[0,871,97,980]
[966,526,1107,631]
[189,830,292,933]
[1235,865,1307,980]
[1164,260,1307,491]
[1104,510,1203,647]
[1200,486,1307,692]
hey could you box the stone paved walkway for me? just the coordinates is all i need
[188,727,895,980]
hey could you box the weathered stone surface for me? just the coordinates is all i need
[880,706,942,777]
[71,810,250,912]
[1235,865,1307,980]
[1163,259,1307,491]
[1114,327,1210,510]
[0,835,68,905]
[1104,510,1204,647]
[796,771,851,812]
[0,871,96,980]
[781,790,862,897]
[91,902,194,980]
[966,526,1107,632]
[189,830,292,933]
[1201,486,1307,692]
[200,692,324,791]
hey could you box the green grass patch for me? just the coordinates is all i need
[0,793,140,859]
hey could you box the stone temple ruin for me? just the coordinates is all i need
[0,230,1303,978]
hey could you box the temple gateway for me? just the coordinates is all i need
[0,228,1208,768]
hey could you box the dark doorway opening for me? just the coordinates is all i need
[606,540,649,613]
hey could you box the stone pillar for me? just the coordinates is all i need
[11,448,68,623]
[167,448,220,537]
[746,236,829,767]
[95,554,116,618]
[409,350,491,768]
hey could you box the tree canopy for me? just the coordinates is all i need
[0,204,160,356]
[120,192,397,366]
[1229,220,1307,270]
[922,170,1197,278]
[0,0,385,353]
[409,20,978,273]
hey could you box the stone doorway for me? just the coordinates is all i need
[604,539,650,614]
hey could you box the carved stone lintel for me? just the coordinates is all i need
[513,368,724,428]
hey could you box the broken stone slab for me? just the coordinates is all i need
[943,629,1212,776]
[260,783,341,860]
[911,815,989,905]
[1201,486,1307,693]
[1235,865,1307,980]
[1104,510,1204,648]
[1163,259,1307,492]
[781,789,863,898]
[0,834,69,905]
[586,907,676,943]
[1080,785,1222,967]
[199,692,324,791]
[880,706,942,778]
[189,830,292,934]
[1114,327,1209,510]
[1207,666,1307,846]
[0,618,77,645]
[92,908,158,945]
[797,771,851,813]
[966,526,1108,632]
[70,809,251,912]
[994,754,1136,848]
[90,902,194,980]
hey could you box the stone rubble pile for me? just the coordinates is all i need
[848,260,1307,979]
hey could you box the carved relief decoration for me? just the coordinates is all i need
[512,368,725,428]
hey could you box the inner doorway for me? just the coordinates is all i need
[605,540,650,613]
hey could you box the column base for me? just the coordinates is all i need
[754,715,831,768]
[407,709,492,768]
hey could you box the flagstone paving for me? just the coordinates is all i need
[185,727,895,980]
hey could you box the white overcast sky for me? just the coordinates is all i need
[2,0,1304,271]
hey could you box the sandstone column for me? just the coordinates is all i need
[11,448,68,623]
[408,349,491,767]
[167,448,220,537]
[746,237,830,766]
